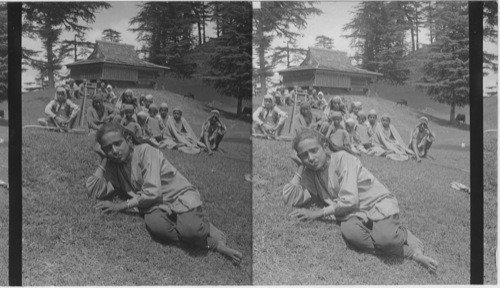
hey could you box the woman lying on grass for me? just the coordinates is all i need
[283,129,438,272]
[86,122,242,263]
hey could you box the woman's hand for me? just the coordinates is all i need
[93,143,107,159]
[289,208,322,221]
[94,201,127,214]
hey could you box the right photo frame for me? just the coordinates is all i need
[252,1,496,284]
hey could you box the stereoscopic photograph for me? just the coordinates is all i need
[21,2,252,285]
[252,1,496,284]
[4,0,498,285]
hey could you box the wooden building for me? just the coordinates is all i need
[278,47,382,94]
[66,40,169,87]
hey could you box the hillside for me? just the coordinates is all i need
[21,86,252,285]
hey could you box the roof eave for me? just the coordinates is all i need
[279,66,382,77]
[66,60,170,70]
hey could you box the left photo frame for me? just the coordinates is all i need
[18,2,252,285]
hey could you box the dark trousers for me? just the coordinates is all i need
[340,214,412,258]
[144,206,218,249]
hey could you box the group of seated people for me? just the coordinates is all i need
[38,86,226,155]
[254,88,436,162]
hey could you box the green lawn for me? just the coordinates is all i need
[483,95,497,284]
[252,91,470,284]
[22,86,252,285]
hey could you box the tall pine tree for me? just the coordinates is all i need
[314,35,334,49]
[202,2,252,116]
[130,2,198,78]
[417,2,469,124]
[22,2,110,88]
[101,28,122,43]
[343,2,410,84]
[253,2,321,95]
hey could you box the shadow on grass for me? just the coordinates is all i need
[223,137,251,145]
[201,104,252,124]
[416,111,470,131]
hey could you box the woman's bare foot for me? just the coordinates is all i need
[216,243,243,264]
[412,249,438,273]
[406,230,424,253]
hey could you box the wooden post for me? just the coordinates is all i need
[78,82,87,127]
[288,85,298,134]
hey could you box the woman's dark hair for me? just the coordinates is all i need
[96,122,142,146]
[292,128,351,154]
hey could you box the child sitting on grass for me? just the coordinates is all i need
[325,111,350,151]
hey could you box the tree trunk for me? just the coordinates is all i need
[197,19,202,45]
[47,39,55,88]
[428,2,433,44]
[449,102,456,124]
[74,34,78,61]
[237,89,243,116]
[201,3,206,44]
[256,16,267,96]
[410,23,415,51]
[415,10,419,50]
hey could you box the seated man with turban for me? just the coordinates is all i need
[371,114,414,161]
[408,116,436,162]
[252,94,288,139]
[162,107,205,154]
[37,86,81,132]
[200,110,227,155]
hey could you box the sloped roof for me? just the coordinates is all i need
[279,47,382,76]
[66,40,169,70]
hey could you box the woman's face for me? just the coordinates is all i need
[368,115,377,125]
[333,117,342,126]
[346,123,354,132]
[332,101,340,110]
[93,100,103,109]
[124,94,132,102]
[124,110,134,119]
[100,131,131,164]
[300,106,311,116]
[381,117,390,128]
[159,108,168,118]
[173,110,182,121]
[419,123,427,132]
[353,107,360,115]
[358,116,366,124]
[296,138,328,171]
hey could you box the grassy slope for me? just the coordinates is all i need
[22,87,252,285]
[253,89,470,284]
[483,95,497,284]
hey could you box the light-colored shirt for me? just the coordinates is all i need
[253,105,288,126]
[86,144,203,214]
[44,99,80,120]
[283,151,400,222]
